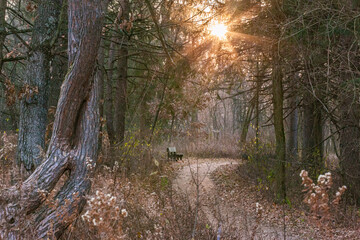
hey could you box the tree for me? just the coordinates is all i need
[272,44,286,201]
[0,0,107,238]
[104,0,129,150]
[114,0,129,144]
[269,0,286,201]
[17,0,63,172]
[0,0,6,70]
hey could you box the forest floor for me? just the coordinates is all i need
[171,158,360,240]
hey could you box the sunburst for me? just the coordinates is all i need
[209,22,228,40]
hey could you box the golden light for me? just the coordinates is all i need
[209,22,228,40]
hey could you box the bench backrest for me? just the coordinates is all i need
[167,147,176,153]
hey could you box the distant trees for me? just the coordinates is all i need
[284,0,360,202]
[214,0,360,202]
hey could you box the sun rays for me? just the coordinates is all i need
[209,22,228,40]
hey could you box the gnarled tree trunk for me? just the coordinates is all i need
[0,0,107,238]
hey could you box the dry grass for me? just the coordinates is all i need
[63,161,218,239]
[2,131,359,239]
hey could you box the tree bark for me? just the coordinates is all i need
[0,0,6,70]
[339,84,360,202]
[240,102,254,144]
[302,91,323,177]
[114,0,129,144]
[97,39,105,151]
[272,45,286,201]
[105,33,116,146]
[0,0,107,238]
[17,0,63,172]
[288,95,298,159]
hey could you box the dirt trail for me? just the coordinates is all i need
[173,159,238,237]
[174,159,237,200]
[173,158,290,239]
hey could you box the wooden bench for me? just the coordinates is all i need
[167,147,183,161]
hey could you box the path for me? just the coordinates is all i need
[173,158,291,239]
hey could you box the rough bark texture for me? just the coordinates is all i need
[17,0,63,172]
[0,0,106,238]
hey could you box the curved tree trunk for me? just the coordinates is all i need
[0,0,107,238]
[17,0,63,172]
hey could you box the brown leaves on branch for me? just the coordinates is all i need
[3,79,39,106]
[4,79,16,106]
[25,1,37,13]
[18,83,39,101]
[119,19,133,32]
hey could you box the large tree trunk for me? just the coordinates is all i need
[17,0,63,172]
[114,0,129,144]
[0,0,107,238]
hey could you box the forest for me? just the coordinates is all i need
[0,0,359,239]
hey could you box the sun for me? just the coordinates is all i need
[209,22,228,39]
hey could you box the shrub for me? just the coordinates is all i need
[300,170,346,221]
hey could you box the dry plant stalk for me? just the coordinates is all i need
[81,190,128,239]
[300,170,346,221]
